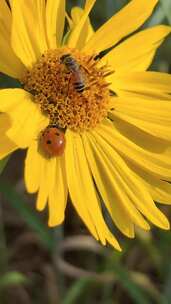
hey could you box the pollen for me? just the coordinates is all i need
[21,48,112,132]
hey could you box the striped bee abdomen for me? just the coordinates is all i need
[74,81,85,92]
[60,54,85,93]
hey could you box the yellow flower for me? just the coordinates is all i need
[1,0,171,251]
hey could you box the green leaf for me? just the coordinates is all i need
[160,0,171,25]
[0,271,28,289]
[164,263,171,303]
[106,261,152,304]
[62,278,91,304]
[62,31,71,45]
[0,181,54,251]
[131,272,166,304]
[0,73,21,89]
[146,6,165,27]
[115,265,151,304]
[0,157,9,175]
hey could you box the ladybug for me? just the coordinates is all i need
[40,126,66,157]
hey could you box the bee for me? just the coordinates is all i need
[60,54,85,93]
[40,125,66,157]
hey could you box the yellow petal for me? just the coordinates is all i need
[83,0,158,53]
[110,97,171,141]
[0,113,17,159]
[112,90,171,101]
[25,140,43,193]
[11,0,48,68]
[65,130,121,250]
[0,88,24,112]
[0,113,12,133]
[92,129,169,230]
[0,89,49,148]
[65,131,98,241]
[90,132,150,230]
[46,0,65,48]
[109,93,171,142]
[100,25,171,72]
[96,119,171,181]
[71,7,84,24]
[111,71,171,97]
[0,0,25,78]
[66,12,73,29]
[36,156,57,211]
[48,156,68,226]
[112,96,171,122]
[83,133,135,238]
[150,181,171,205]
[128,162,171,205]
[67,0,95,49]
[0,135,17,160]
[67,6,94,48]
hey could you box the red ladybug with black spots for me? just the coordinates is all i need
[40,125,66,157]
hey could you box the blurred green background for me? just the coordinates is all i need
[0,0,171,303]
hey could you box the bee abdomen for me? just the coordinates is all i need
[74,82,85,92]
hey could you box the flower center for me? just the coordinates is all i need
[22,48,112,131]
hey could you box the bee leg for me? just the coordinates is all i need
[83,79,99,91]
[103,70,115,77]
[81,65,91,75]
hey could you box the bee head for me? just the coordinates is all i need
[60,54,72,65]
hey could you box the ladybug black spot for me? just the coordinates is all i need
[46,140,52,144]
[56,132,60,136]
